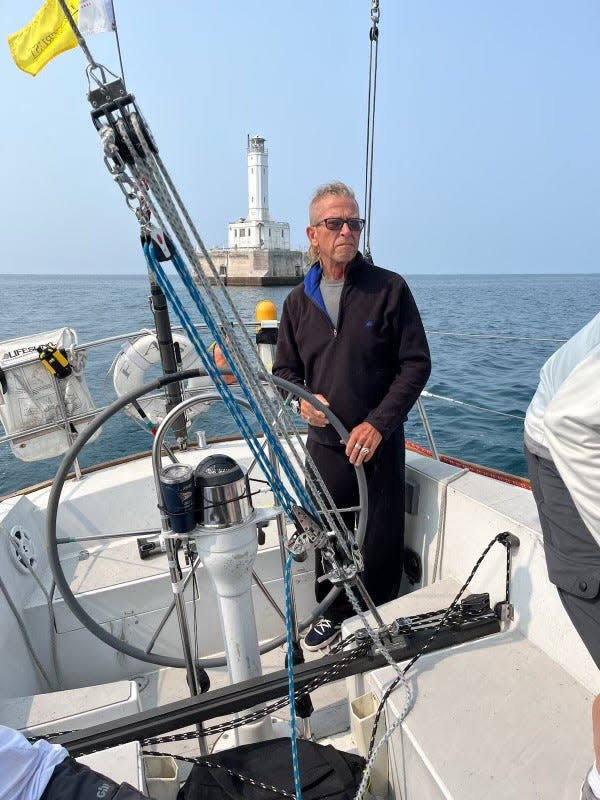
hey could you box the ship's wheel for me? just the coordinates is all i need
[46,372,368,669]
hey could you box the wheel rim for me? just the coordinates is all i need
[46,371,368,668]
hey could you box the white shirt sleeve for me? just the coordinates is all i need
[544,349,600,549]
[0,725,68,800]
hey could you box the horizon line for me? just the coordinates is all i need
[2,271,599,278]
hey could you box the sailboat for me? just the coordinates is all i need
[1,3,598,799]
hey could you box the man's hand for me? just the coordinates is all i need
[300,394,329,427]
[345,422,382,465]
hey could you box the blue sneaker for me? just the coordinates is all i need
[304,617,342,651]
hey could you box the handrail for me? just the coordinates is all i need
[0,325,565,480]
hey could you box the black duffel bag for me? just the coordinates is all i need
[178,738,366,800]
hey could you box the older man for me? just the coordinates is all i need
[273,181,431,649]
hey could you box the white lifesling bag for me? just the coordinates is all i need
[0,328,99,462]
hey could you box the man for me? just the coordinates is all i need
[0,724,150,800]
[273,181,431,650]
[523,311,600,800]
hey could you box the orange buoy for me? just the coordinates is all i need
[213,343,236,385]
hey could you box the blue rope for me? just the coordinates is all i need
[284,553,303,800]
[144,241,319,519]
[143,244,296,516]
[146,242,305,799]
[166,245,312,507]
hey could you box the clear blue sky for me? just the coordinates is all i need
[1,1,599,275]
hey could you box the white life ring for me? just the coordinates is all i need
[113,333,213,425]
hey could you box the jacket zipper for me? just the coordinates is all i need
[306,295,337,337]
[305,274,350,339]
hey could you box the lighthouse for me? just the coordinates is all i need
[198,136,303,285]
[227,135,290,251]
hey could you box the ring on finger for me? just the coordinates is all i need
[354,443,362,450]
[361,447,370,455]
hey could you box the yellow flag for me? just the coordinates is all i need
[7,0,80,77]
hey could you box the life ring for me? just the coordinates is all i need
[113,332,213,425]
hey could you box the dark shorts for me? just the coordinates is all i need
[526,445,600,669]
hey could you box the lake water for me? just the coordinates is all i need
[1,272,598,495]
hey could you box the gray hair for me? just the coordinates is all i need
[306,182,358,265]
[308,181,357,224]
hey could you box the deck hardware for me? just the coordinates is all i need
[55,613,500,757]
[497,531,520,550]
[137,535,165,559]
[460,593,491,616]
[257,521,268,546]
[494,601,515,622]
[8,525,36,572]
[194,664,211,694]
[287,504,328,557]
[405,480,420,515]
[403,548,422,585]
[88,78,127,109]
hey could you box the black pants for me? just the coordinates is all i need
[307,428,405,623]
[41,757,149,800]
[526,445,600,669]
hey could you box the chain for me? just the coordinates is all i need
[371,0,380,26]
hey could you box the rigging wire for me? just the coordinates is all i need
[425,329,568,343]
[55,0,98,69]
[108,0,127,84]
[363,0,380,263]
[421,390,526,421]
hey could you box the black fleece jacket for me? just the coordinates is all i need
[273,254,431,446]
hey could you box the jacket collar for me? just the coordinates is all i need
[303,253,365,300]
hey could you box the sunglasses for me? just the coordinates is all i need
[314,217,365,232]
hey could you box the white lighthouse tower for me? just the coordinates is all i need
[247,135,270,222]
[227,135,290,250]
[199,136,303,285]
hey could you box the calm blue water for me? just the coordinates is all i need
[1,272,598,495]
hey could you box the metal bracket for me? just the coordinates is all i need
[494,601,515,622]
[88,78,128,110]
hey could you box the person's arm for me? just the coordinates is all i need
[364,284,431,439]
[544,349,600,547]
[0,724,67,800]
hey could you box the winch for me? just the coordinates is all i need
[194,454,253,528]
